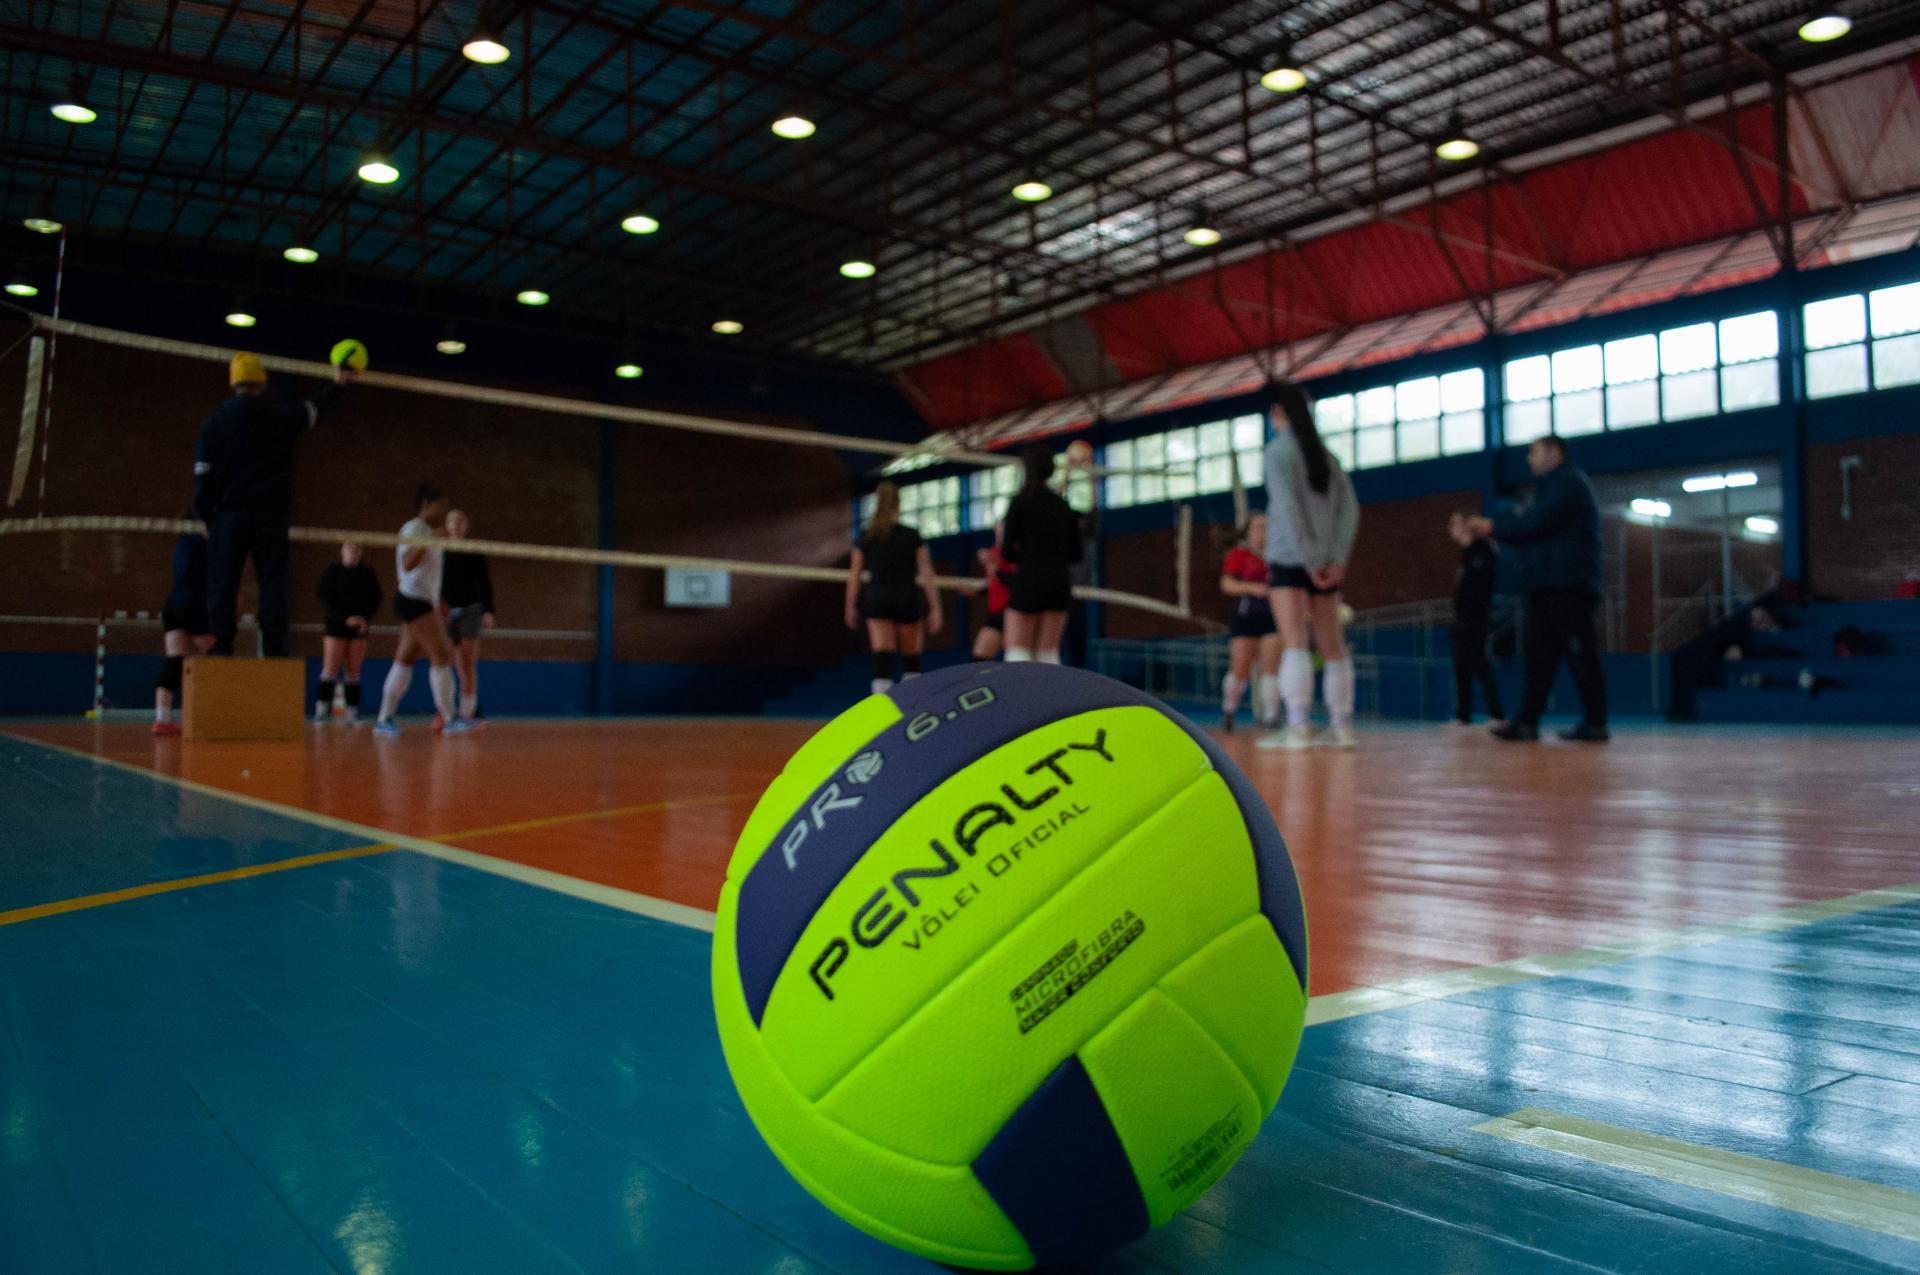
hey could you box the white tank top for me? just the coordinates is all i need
[396,517,444,603]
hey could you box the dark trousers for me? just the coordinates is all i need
[206,505,291,657]
[1517,589,1607,728]
[1451,616,1505,722]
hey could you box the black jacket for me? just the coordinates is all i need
[192,382,341,520]
[1490,463,1603,597]
[441,551,495,613]
[316,562,383,628]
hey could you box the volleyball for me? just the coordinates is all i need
[329,338,370,371]
[1065,438,1094,467]
[712,661,1309,1269]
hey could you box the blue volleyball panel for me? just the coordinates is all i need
[971,1054,1149,1267]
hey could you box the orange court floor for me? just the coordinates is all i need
[9,715,1916,1000]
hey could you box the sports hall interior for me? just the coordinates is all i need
[3,3,1920,1272]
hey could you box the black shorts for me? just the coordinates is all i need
[979,609,1005,634]
[1228,604,1276,639]
[862,589,926,625]
[1267,562,1339,597]
[1008,567,1074,614]
[161,601,208,636]
[394,593,435,624]
[323,617,368,640]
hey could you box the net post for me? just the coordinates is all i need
[92,614,106,717]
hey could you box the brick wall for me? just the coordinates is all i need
[1807,434,1920,599]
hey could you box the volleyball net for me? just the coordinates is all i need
[0,310,1200,709]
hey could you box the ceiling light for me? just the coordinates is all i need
[1011,179,1053,203]
[50,74,95,124]
[621,212,661,235]
[1797,13,1851,42]
[1723,471,1759,488]
[462,31,511,64]
[839,259,876,279]
[771,114,816,140]
[23,216,62,235]
[1435,113,1479,162]
[615,363,643,379]
[5,271,39,298]
[283,244,319,264]
[712,319,744,335]
[225,310,258,329]
[1259,41,1306,93]
[1629,498,1671,519]
[516,289,550,306]
[1745,516,1779,535]
[358,157,400,184]
[1682,470,1760,493]
[436,338,467,355]
[1184,207,1222,247]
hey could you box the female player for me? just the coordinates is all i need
[313,540,382,723]
[845,480,942,694]
[441,509,495,723]
[1001,444,1082,663]
[1258,382,1361,750]
[971,523,1015,661]
[1219,511,1281,731]
[373,485,470,736]
[152,511,214,736]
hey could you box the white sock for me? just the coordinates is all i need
[1005,648,1033,663]
[1036,649,1061,665]
[429,664,457,722]
[1222,674,1247,716]
[379,663,412,721]
[1323,658,1355,726]
[1279,648,1314,727]
[1258,674,1282,724]
[460,692,478,719]
[870,677,894,694]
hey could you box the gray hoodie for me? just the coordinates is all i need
[1263,429,1359,571]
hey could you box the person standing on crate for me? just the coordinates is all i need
[152,510,215,737]
[193,351,355,658]
[313,540,382,724]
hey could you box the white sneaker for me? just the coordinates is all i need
[1324,723,1358,749]
[1256,724,1316,751]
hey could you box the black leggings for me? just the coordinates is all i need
[1452,618,1504,723]
[1517,590,1608,728]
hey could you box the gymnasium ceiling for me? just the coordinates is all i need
[5,1,1920,425]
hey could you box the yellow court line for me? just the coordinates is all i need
[1473,1107,1920,1243]
[439,791,758,842]
[1304,880,1920,1026]
[0,843,396,927]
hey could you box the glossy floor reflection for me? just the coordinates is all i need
[3,721,1918,1272]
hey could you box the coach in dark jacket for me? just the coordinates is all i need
[193,352,352,656]
[1468,435,1608,742]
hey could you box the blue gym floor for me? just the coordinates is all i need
[4,728,1919,1274]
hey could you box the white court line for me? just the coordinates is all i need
[3,731,717,933]
[10,731,1920,1018]
[1474,1107,1920,1243]
[1304,881,1920,1026]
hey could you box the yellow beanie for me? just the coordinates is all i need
[229,352,267,387]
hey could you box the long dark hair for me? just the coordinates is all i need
[1019,443,1054,492]
[1270,381,1331,495]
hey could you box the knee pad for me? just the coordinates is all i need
[871,652,893,679]
[901,653,923,675]
[157,655,184,694]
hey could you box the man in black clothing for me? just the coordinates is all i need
[1467,436,1609,743]
[1447,511,1506,728]
[194,351,353,656]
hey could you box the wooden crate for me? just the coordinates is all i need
[182,657,306,743]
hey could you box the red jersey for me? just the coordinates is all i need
[983,546,1016,613]
[1223,547,1265,584]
